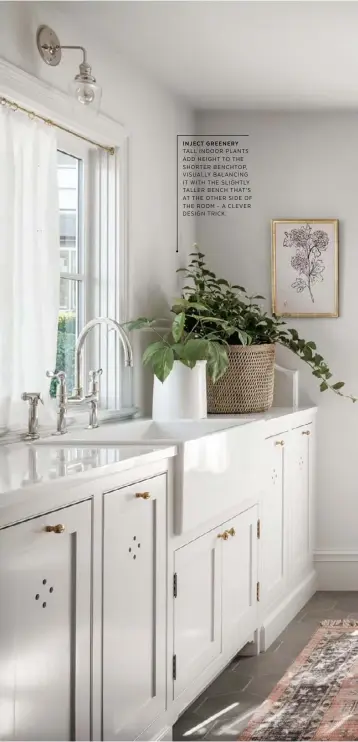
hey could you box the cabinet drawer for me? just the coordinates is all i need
[0,500,91,741]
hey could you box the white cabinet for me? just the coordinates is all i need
[289,424,312,581]
[260,419,316,650]
[173,528,222,699]
[102,474,167,741]
[0,500,91,741]
[261,434,288,611]
[222,506,258,656]
[173,505,258,699]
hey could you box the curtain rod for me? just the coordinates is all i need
[0,95,115,155]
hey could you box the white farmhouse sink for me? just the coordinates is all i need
[36,417,250,445]
[37,417,260,533]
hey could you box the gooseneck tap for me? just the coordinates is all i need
[68,317,134,429]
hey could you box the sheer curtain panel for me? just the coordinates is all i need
[0,107,59,431]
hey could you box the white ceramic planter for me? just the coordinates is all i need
[152,360,207,420]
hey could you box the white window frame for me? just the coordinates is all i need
[0,58,130,411]
[57,131,90,358]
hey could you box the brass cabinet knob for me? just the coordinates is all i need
[227,527,236,537]
[135,492,151,500]
[302,430,311,436]
[275,440,285,447]
[45,524,65,534]
[218,530,229,540]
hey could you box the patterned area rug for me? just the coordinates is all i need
[240,620,358,741]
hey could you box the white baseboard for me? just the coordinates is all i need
[314,551,358,590]
[260,570,317,650]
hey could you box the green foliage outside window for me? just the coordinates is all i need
[49,312,76,397]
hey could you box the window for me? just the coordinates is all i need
[52,139,88,396]
[51,132,127,410]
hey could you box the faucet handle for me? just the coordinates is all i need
[46,370,67,402]
[88,368,103,396]
[46,370,66,382]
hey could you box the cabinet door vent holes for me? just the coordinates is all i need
[128,536,141,560]
[35,580,54,607]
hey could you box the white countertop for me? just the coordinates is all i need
[0,404,316,529]
[27,405,317,447]
[0,442,176,511]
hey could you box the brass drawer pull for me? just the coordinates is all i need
[227,527,236,537]
[302,430,311,436]
[275,440,285,447]
[218,530,229,540]
[45,524,65,534]
[135,492,151,500]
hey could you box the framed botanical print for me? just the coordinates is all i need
[271,219,339,318]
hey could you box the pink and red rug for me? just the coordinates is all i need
[240,620,358,741]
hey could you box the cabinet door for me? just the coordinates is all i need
[261,435,287,610]
[222,506,258,656]
[0,500,91,741]
[102,475,166,741]
[289,425,312,580]
[173,528,222,699]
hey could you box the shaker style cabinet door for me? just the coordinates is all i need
[260,434,288,611]
[173,528,222,699]
[0,500,92,742]
[102,475,167,741]
[221,505,258,656]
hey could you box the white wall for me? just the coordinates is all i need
[0,1,194,411]
[195,110,358,573]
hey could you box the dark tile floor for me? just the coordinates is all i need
[173,591,358,741]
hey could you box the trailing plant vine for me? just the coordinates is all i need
[177,247,356,402]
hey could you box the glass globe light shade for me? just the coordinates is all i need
[69,63,102,111]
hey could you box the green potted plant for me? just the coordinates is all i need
[125,303,228,419]
[177,248,356,413]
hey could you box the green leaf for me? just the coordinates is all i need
[238,330,249,346]
[288,328,299,340]
[232,285,247,292]
[171,344,196,368]
[152,347,174,383]
[142,341,167,366]
[207,342,229,383]
[332,381,345,390]
[181,338,209,362]
[314,354,323,365]
[171,312,185,342]
[312,370,322,378]
[320,381,328,392]
[306,341,317,350]
[252,295,266,300]
[125,317,156,331]
[171,298,209,312]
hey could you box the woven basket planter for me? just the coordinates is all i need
[207,344,275,414]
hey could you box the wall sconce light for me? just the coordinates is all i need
[36,25,102,110]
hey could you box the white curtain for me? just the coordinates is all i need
[0,107,60,432]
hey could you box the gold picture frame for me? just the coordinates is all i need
[271,219,339,318]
